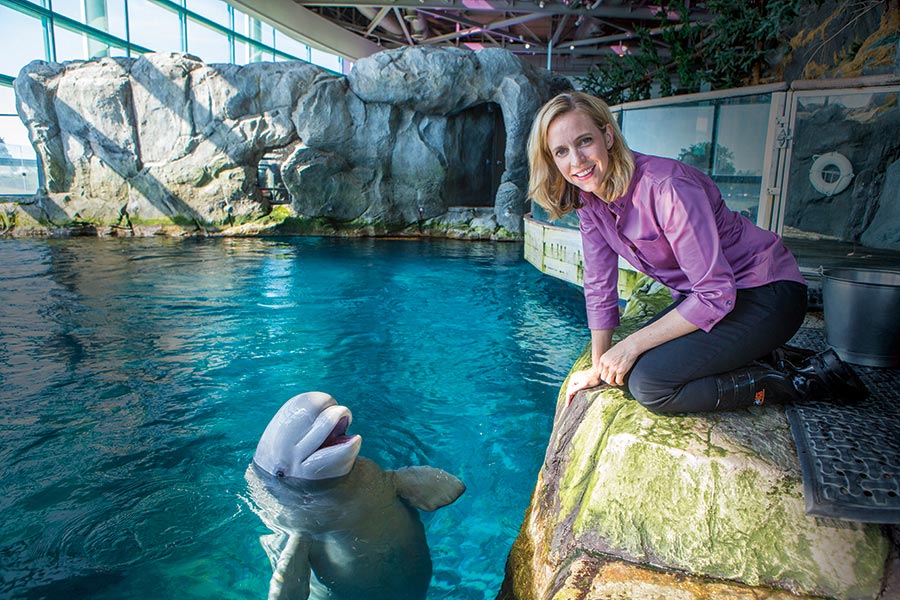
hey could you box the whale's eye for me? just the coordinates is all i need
[275,470,285,478]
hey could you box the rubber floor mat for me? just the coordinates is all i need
[785,327,900,523]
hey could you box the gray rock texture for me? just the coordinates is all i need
[861,156,900,249]
[13,47,569,237]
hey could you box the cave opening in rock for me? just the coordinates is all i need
[444,101,506,208]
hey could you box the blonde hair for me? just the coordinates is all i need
[527,91,634,220]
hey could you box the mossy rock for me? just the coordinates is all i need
[501,274,892,600]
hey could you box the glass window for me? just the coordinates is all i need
[0,112,38,195]
[186,17,231,63]
[0,84,15,115]
[0,7,47,78]
[49,0,84,24]
[274,30,309,61]
[258,22,275,48]
[621,104,715,166]
[53,23,89,61]
[233,39,248,65]
[310,47,341,72]
[618,97,771,223]
[106,0,129,40]
[55,23,121,61]
[232,8,249,35]
[248,43,273,63]
[783,88,900,248]
[186,0,230,27]
[715,100,770,177]
[245,17,274,47]
[531,202,580,228]
[127,0,183,52]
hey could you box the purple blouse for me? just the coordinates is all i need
[576,152,806,333]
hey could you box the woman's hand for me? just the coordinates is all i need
[594,340,640,387]
[564,338,640,407]
[565,367,604,407]
[566,301,701,408]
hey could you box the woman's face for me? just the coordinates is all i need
[546,109,612,198]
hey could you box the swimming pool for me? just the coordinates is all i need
[0,237,588,599]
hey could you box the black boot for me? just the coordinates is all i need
[787,348,869,404]
[713,363,802,410]
[713,350,868,410]
[761,344,816,370]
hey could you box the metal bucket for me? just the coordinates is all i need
[822,267,900,368]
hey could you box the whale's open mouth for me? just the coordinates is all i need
[319,415,354,450]
[253,392,363,480]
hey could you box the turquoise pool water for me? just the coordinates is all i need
[0,237,588,599]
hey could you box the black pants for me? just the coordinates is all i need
[625,280,808,413]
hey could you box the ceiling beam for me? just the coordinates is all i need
[517,22,542,44]
[568,22,684,48]
[296,0,683,20]
[393,7,416,44]
[419,10,547,45]
[228,0,383,60]
[549,14,569,46]
[365,6,391,35]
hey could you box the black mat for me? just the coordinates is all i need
[785,326,900,523]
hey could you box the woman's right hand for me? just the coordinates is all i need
[565,367,604,407]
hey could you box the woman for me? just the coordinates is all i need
[528,91,866,413]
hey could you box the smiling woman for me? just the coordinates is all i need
[547,110,613,196]
[527,90,866,417]
[527,92,634,222]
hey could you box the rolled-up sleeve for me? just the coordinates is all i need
[658,176,736,332]
[579,209,620,330]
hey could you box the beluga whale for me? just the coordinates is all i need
[245,391,466,600]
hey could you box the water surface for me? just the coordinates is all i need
[0,237,587,599]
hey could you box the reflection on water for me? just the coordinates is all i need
[0,237,587,599]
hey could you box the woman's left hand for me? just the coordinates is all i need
[596,339,641,386]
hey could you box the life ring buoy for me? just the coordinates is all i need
[809,152,854,196]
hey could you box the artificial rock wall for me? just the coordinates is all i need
[13,47,569,237]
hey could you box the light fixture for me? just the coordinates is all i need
[539,1,545,7]
[569,44,575,50]
[525,43,531,49]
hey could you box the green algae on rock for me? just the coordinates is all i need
[500,273,893,600]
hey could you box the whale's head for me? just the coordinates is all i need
[253,391,362,480]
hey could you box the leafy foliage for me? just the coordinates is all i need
[676,142,736,174]
[577,0,815,105]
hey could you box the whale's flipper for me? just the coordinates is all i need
[267,534,311,600]
[392,466,466,511]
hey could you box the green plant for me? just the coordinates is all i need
[677,142,737,174]
[577,0,816,104]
